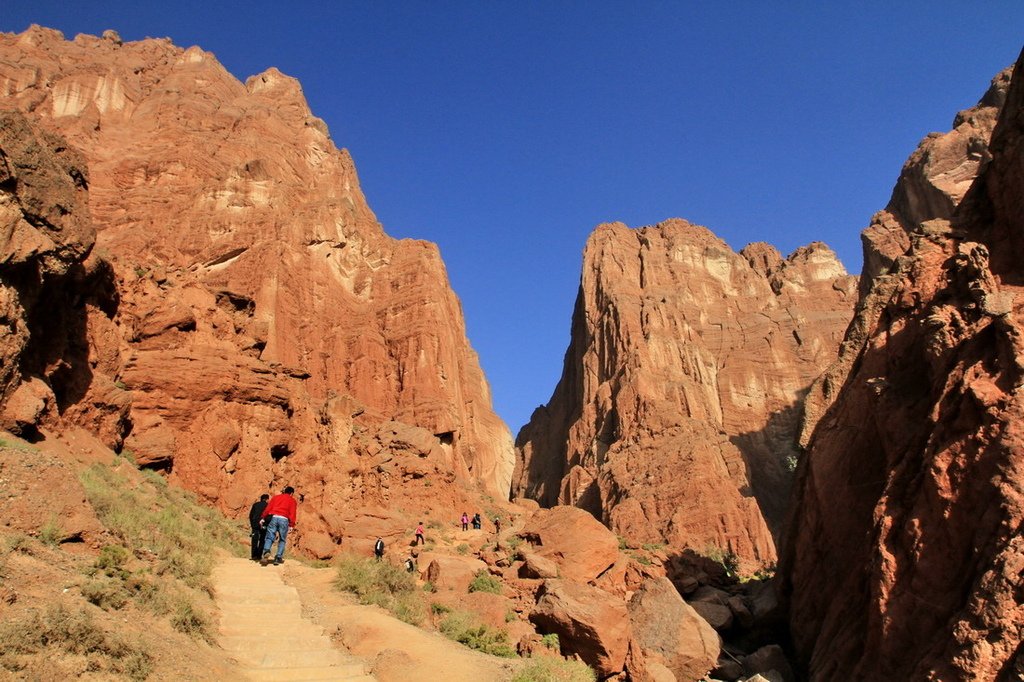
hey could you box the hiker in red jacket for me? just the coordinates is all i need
[260,486,297,565]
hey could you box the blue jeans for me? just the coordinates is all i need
[262,516,290,559]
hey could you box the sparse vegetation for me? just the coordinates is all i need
[0,437,37,452]
[431,602,451,615]
[37,515,62,546]
[641,542,666,552]
[505,609,517,623]
[785,453,800,472]
[334,555,426,625]
[468,569,503,594]
[541,633,560,650]
[437,609,515,657]
[456,543,471,555]
[74,462,243,643]
[511,656,596,682]
[0,604,153,681]
[702,545,740,577]
[616,535,628,550]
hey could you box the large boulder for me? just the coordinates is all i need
[529,579,630,677]
[423,555,488,593]
[628,577,720,682]
[519,506,620,583]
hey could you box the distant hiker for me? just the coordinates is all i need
[404,555,416,573]
[461,512,469,531]
[414,522,425,546]
[374,537,385,561]
[248,494,270,561]
[472,513,481,530]
[494,517,501,534]
[260,486,297,565]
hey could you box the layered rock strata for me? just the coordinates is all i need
[0,26,514,554]
[514,219,857,567]
[782,51,1024,679]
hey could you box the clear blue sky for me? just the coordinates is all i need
[5,2,1022,434]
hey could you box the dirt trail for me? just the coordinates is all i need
[212,557,375,681]
[282,561,521,682]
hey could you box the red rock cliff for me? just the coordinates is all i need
[0,26,513,555]
[513,219,857,567]
[781,51,1024,680]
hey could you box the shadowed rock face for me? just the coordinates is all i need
[781,51,1024,680]
[513,219,856,568]
[0,26,514,553]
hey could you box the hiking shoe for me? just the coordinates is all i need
[273,558,283,565]
[260,553,271,565]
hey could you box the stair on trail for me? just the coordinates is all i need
[213,557,375,682]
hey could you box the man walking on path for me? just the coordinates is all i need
[248,494,269,561]
[261,486,297,565]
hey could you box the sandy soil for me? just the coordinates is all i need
[281,561,523,682]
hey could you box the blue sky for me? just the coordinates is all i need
[4,2,1023,434]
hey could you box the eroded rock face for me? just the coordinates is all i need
[0,26,514,551]
[782,51,1024,680]
[798,65,1015,448]
[514,219,856,568]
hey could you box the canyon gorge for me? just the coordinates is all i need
[1,22,1022,682]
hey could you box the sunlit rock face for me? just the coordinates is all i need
[513,218,857,569]
[781,52,1024,680]
[798,66,1015,450]
[0,26,514,553]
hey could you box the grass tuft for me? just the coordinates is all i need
[334,555,426,625]
[0,604,153,681]
[468,569,503,594]
[437,609,515,657]
[511,657,597,682]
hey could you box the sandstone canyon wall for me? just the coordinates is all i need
[0,26,514,556]
[513,218,857,567]
[781,51,1024,680]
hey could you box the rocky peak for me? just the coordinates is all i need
[514,217,857,570]
[782,51,1024,679]
[0,27,514,556]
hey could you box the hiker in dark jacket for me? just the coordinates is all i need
[248,494,269,561]
[374,537,385,561]
[260,486,298,565]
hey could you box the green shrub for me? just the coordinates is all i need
[641,542,666,552]
[541,633,560,650]
[456,543,471,555]
[431,602,451,615]
[505,609,517,623]
[438,610,515,657]
[334,555,426,625]
[468,570,503,595]
[512,657,597,682]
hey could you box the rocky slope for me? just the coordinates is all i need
[781,51,1024,679]
[513,219,857,567]
[0,26,514,556]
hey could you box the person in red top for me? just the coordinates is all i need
[260,486,297,565]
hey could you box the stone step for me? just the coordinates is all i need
[217,592,299,605]
[246,647,349,668]
[240,668,372,682]
[220,634,336,650]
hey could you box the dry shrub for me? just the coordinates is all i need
[334,555,426,625]
[0,603,152,681]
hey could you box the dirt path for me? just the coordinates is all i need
[282,561,521,682]
[212,557,375,681]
